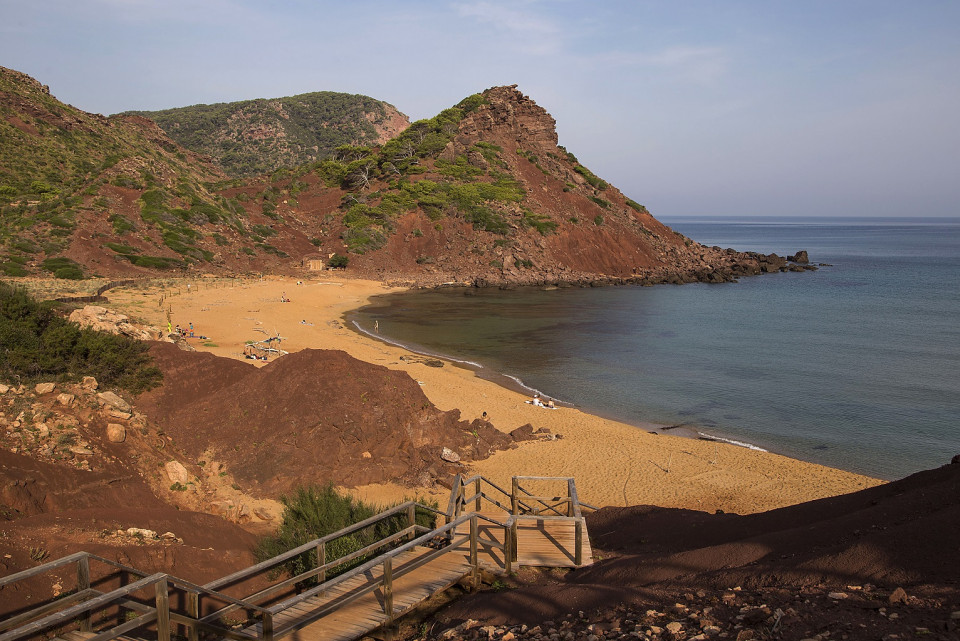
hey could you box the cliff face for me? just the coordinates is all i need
[338,85,803,287]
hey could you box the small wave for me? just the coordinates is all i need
[698,432,768,452]
[350,321,484,368]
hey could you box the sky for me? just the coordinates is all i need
[1,0,958,218]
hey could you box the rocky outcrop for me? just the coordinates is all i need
[69,305,164,341]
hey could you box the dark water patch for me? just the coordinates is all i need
[353,216,960,480]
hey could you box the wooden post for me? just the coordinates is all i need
[317,541,326,584]
[503,523,512,574]
[382,557,394,620]
[511,477,519,515]
[469,516,479,591]
[574,519,583,567]
[155,578,171,641]
[407,503,417,541]
[474,477,482,512]
[186,590,199,641]
[567,479,574,517]
[510,519,519,563]
[262,612,274,641]
[77,556,91,632]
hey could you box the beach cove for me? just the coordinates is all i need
[105,275,881,514]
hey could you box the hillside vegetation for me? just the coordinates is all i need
[0,281,161,392]
[1,67,785,285]
[126,92,409,178]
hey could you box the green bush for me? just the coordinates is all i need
[328,253,349,269]
[625,199,648,214]
[588,196,611,209]
[594,214,605,226]
[254,485,435,581]
[0,282,162,392]
[40,257,84,280]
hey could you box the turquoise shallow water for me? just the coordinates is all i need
[351,217,960,480]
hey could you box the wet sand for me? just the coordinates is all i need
[107,275,883,513]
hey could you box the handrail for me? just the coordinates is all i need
[269,511,496,614]
[0,475,592,641]
[206,500,441,591]
[0,573,166,641]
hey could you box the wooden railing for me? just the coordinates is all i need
[446,474,595,567]
[0,476,591,641]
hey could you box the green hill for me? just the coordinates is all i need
[126,92,409,178]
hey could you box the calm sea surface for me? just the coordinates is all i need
[350,217,960,480]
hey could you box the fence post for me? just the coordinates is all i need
[407,503,417,541]
[186,590,200,641]
[474,477,482,513]
[511,477,519,515]
[155,578,171,641]
[77,555,91,632]
[575,519,583,566]
[262,612,274,641]
[503,522,512,574]
[469,515,479,591]
[316,541,326,584]
[510,519,519,563]
[382,557,394,620]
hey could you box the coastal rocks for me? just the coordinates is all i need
[788,250,809,264]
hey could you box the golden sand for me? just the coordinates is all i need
[107,275,882,514]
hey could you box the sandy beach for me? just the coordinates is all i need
[105,275,883,514]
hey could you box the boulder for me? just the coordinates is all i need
[57,393,75,406]
[165,461,190,485]
[509,423,536,441]
[81,376,98,390]
[788,250,810,264]
[106,423,126,443]
[97,391,131,413]
[441,447,461,463]
[34,382,56,395]
[0,384,8,394]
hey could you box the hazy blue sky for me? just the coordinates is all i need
[2,1,958,217]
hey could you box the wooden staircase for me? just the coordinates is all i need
[0,476,595,641]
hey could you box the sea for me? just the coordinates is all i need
[349,217,960,481]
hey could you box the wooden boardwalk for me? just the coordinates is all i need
[244,546,472,641]
[454,512,593,569]
[2,475,594,641]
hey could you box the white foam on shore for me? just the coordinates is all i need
[699,432,769,452]
[350,320,483,368]
[351,320,570,403]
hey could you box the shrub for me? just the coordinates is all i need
[574,165,607,190]
[40,257,84,280]
[594,214,604,226]
[328,253,349,269]
[625,199,648,214]
[0,282,162,392]
[253,484,435,581]
[588,196,611,209]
